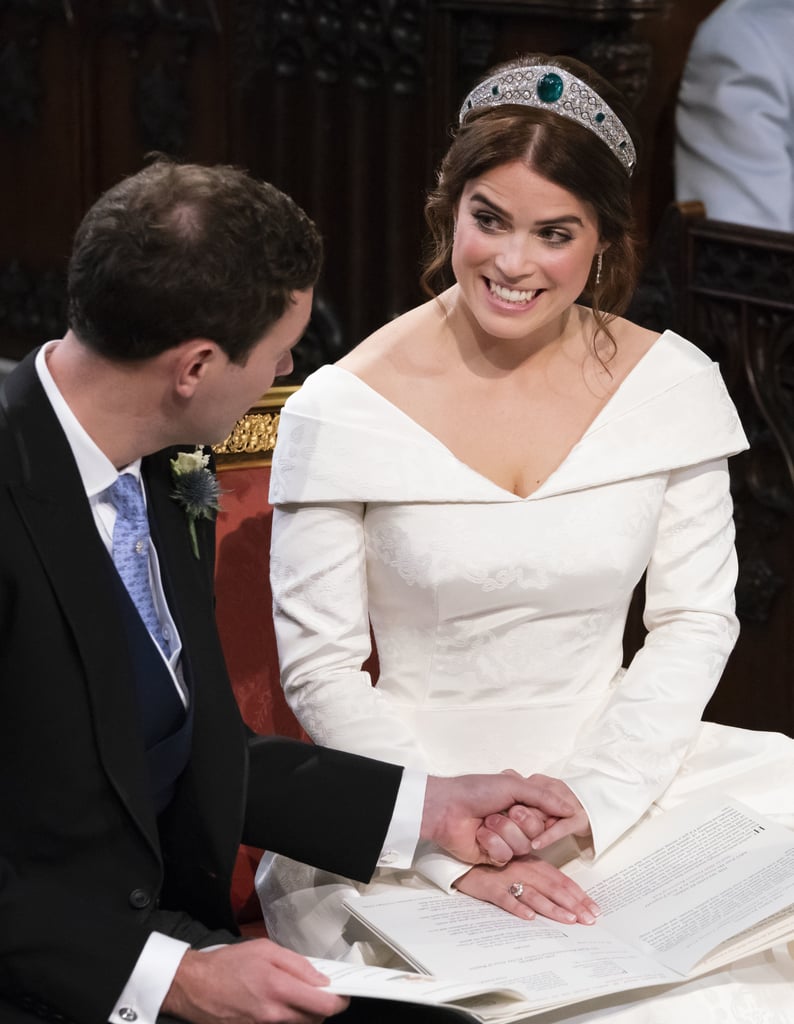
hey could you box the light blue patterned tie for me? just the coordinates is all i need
[107,473,170,658]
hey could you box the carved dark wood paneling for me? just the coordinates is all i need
[100,1,222,155]
[0,261,66,358]
[629,204,794,736]
[234,0,426,93]
[231,0,432,378]
[438,0,669,13]
[0,0,70,130]
[2,0,702,370]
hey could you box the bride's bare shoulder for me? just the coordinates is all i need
[602,315,662,375]
[337,292,451,381]
[610,315,660,354]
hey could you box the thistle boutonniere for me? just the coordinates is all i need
[170,446,223,559]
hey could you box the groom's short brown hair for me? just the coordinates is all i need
[67,158,322,365]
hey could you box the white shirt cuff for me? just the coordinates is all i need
[377,769,426,869]
[412,842,471,892]
[109,932,190,1024]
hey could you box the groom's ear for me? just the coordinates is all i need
[172,339,222,398]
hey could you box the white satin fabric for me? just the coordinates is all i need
[257,331,794,1020]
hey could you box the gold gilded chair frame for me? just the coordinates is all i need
[212,385,298,468]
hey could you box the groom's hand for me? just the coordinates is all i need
[481,772,592,858]
[421,772,582,866]
[163,939,349,1024]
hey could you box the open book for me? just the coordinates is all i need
[313,795,794,1021]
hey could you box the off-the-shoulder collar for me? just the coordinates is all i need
[269,331,749,504]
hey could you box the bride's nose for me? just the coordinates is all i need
[493,235,536,281]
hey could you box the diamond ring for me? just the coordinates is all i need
[508,881,524,899]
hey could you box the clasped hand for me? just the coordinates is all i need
[422,770,591,867]
[431,770,597,926]
[425,770,597,926]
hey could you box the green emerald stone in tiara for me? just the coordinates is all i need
[537,72,564,103]
[459,62,637,176]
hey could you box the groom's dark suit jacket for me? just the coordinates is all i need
[0,352,403,1024]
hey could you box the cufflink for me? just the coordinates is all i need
[378,849,399,865]
[119,1008,138,1022]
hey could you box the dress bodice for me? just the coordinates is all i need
[269,330,748,852]
[259,331,794,1023]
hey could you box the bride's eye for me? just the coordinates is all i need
[538,226,573,246]
[473,210,503,233]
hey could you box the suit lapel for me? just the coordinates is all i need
[143,448,247,877]
[143,449,215,697]
[2,355,159,852]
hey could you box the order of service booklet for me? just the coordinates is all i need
[310,795,794,1022]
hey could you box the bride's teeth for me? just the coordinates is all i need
[490,282,536,303]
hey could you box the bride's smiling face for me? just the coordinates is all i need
[451,159,603,342]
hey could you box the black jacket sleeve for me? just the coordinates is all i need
[243,735,404,883]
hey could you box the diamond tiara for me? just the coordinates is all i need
[459,63,637,176]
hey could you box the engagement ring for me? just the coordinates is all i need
[508,881,524,898]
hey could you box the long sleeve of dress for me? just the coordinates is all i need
[271,501,434,768]
[270,502,485,891]
[555,457,740,855]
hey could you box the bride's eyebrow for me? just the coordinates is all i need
[467,192,585,230]
[467,192,512,221]
[535,215,585,228]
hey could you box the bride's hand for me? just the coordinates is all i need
[453,855,600,924]
[481,773,592,854]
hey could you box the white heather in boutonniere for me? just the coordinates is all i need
[170,446,223,559]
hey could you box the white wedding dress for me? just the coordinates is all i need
[257,331,794,1021]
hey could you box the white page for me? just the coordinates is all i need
[310,957,533,1022]
[565,796,794,973]
[345,890,679,1010]
[344,795,794,1013]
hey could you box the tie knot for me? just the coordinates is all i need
[107,473,147,523]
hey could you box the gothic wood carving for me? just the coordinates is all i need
[0,0,71,130]
[629,203,794,735]
[102,0,221,154]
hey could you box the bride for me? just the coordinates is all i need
[257,53,794,1020]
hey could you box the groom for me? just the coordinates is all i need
[0,160,583,1024]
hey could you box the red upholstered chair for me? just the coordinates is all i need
[214,463,306,741]
[213,387,306,932]
[213,385,380,931]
